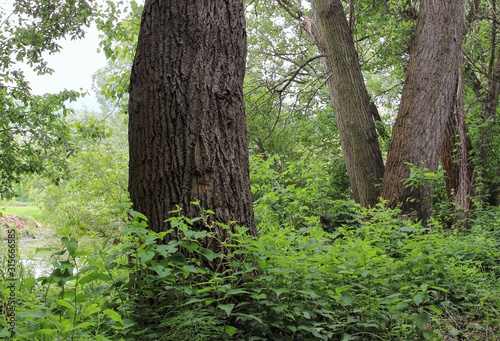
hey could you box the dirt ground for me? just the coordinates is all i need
[1,214,43,237]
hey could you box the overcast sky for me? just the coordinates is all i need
[23,24,108,111]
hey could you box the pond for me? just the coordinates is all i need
[17,236,61,278]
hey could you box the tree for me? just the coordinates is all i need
[304,0,385,207]
[0,0,95,197]
[464,0,500,206]
[128,0,256,252]
[380,0,467,221]
[441,69,473,221]
[270,0,466,221]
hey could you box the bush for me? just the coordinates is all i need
[2,204,499,340]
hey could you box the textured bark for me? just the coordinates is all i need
[307,0,385,207]
[128,0,256,251]
[380,0,466,222]
[441,69,473,221]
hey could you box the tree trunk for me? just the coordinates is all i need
[441,68,473,222]
[128,0,256,252]
[380,0,466,222]
[306,0,385,207]
[477,16,500,206]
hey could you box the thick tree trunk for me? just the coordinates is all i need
[307,0,385,207]
[380,0,466,222]
[128,0,256,251]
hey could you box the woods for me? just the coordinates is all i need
[1,0,500,340]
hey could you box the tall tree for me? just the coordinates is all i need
[380,0,467,221]
[303,0,385,207]
[128,0,256,251]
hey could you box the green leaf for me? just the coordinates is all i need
[251,293,267,300]
[36,329,57,335]
[340,293,354,306]
[156,244,171,257]
[225,325,237,336]
[427,305,443,315]
[182,265,199,273]
[218,303,235,317]
[198,247,218,262]
[194,231,208,239]
[138,250,155,264]
[83,303,101,316]
[185,241,200,252]
[273,287,290,297]
[103,309,124,326]
[56,299,75,311]
[360,269,370,277]
[413,293,424,306]
[225,288,251,297]
[78,272,111,285]
[153,265,172,277]
[61,237,78,257]
[74,322,95,329]
[180,298,206,306]
[429,285,449,293]
[415,312,430,330]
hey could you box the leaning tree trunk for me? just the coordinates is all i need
[441,68,473,223]
[128,0,256,254]
[381,0,466,222]
[305,0,385,207]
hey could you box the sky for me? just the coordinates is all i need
[22,24,108,111]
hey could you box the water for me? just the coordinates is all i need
[14,235,61,278]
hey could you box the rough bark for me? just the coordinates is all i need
[380,0,466,222]
[128,0,256,251]
[306,0,385,207]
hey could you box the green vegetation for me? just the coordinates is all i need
[2,202,500,340]
[2,1,500,340]
[0,203,44,224]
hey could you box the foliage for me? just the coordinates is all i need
[250,153,350,232]
[94,0,142,115]
[3,1,500,341]
[0,0,98,198]
[2,202,500,340]
[30,111,128,236]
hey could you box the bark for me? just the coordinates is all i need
[128,0,256,255]
[380,0,466,222]
[306,0,385,207]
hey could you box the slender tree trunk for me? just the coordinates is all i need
[380,0,466,222]
[128,0,256,254]
[441,68,473,222]
[477,19,500,206]
[305,0,385,207]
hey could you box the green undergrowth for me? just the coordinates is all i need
[1,203,499,340]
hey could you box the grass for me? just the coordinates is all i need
[0,200,45,224]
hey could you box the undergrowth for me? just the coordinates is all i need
[1,202,499,340]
